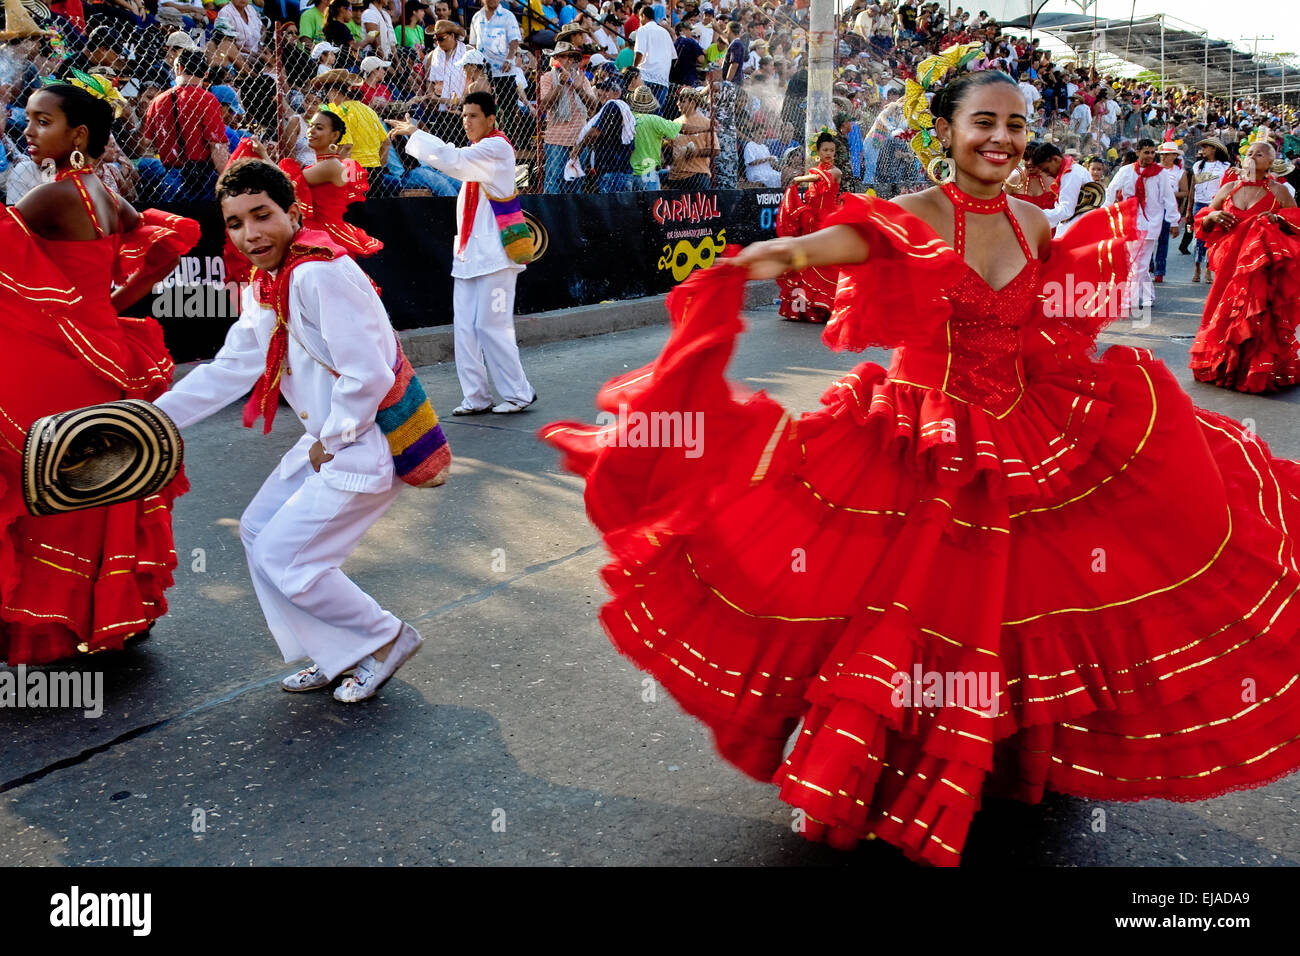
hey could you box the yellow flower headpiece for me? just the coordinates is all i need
[807,124,835,158]
[45,69,127,119]
[902,43,982,171]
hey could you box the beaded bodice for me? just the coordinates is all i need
[888,184,1041,417]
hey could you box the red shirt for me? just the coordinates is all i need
[143,85,227,166]
[357,82,395,106]
[624,13,640,39]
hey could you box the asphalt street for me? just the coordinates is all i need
[3,242,1299,868]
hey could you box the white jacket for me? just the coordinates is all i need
[1104,162,1181,237]
[1044,162,1092,230]
[155,256,398,495]
[404,129,524,280]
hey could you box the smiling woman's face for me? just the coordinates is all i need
[934,80,1028,187]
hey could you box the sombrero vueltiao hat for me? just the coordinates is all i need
[23,400,183,516]
[309,68,362,89]
[1,0,56,39]
[1070,180,1106,220]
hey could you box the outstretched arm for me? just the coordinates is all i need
[730,224,870,280]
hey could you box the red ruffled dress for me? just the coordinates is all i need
[280,156,384,258]
[1188,181,1300,392]
[541,185,1300,866]
[0,170,198,665]
[776,162,841,322]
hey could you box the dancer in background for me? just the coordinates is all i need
[1,78,197,665]
[1188,138,1300,393]
[1103,137,1180,311]
[542,62,1300,867]
[391,91,538,415]
[774,129,841,323]
[1187,136,1231,284]
[1151,141,1184,284]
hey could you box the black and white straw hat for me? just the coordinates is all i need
[22,399,184,516]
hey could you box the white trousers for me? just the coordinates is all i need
[453,269,534,408]
[239,461,404,679]
[1128,235,1159,308]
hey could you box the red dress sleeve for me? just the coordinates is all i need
[1036,197,1140,342]
[817,193,963,352]
[110,209,202,313]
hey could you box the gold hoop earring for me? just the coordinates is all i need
[927,154,956,185]
[70,149,86,170]
[328,143,339,153]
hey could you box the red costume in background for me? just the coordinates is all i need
[1189,180,1300,392]
[0,170,198,665]
[542,186,1300,865]
[776,161,841,322]
[223,142,383,287]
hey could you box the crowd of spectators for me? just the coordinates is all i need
[1,0,1297,204]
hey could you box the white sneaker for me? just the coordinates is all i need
[333,623,424,703]
[491,392,538,414]
[452,403,491,416]
[281,664,332,692]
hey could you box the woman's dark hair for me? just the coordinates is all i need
[217,158,298,212]
[929,68,1020,122]
[36,83,114,159]
[463,90,497,117]
[815,131,836,149]
[313,108,347,140]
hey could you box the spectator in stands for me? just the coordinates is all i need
[742,133,780,187]
[628,82,680,191]
[301,0,330,40]
[590,10,621,58]
[211,83,249,152]
[396,0,428,48]
[324,0,361,68]
[425,17,468,140]
[314,68,397,194]
[361,0,398,57]
[354,55,395,104]
[540,39,595,192]
[469,0,523,118]
[722,19,745,84]
[671,19,705,87]
[664,85,715,191]
[216,0,263,56]
[207,20,251,76]
[140,49,231,202]
[632,3,673,112]
[577,75,634,192]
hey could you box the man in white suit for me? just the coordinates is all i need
[1032,143,1092,237]
[154,159,423,704]
[1104,137,1181,311]
[391,91,537,415]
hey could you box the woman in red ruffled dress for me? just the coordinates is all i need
[775,132,842,322]
[224,112,383,286]
[1188,140,1300,393]
[541,69,1300,866]
[1,80,198,666]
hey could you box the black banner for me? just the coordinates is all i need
[145,189,782,363]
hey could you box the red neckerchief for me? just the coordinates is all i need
[1132,161,1162,216]
[243,228,349,434]
[458,128,513,257]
